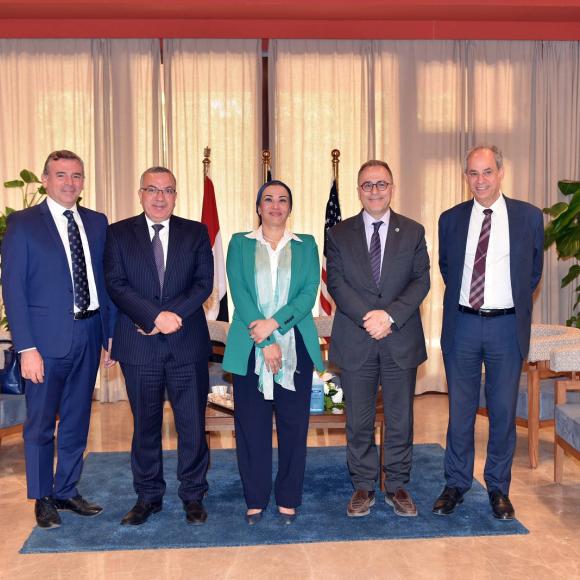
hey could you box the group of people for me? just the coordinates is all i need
[1,144,543,531]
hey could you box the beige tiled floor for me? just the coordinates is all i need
[1,393,579,580]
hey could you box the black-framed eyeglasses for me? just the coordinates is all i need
[140,186,177,196]
[359,181,392,192]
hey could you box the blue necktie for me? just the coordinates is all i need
[63,209,90,311]
[152,224,165,291]
[369,221,383,287]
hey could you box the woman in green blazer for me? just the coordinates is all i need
[223,179,323,525]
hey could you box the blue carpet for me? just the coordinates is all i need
[21,444,527,553]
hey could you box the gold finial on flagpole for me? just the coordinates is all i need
[262,149,271,183]
[203,147,211,178]
[331,149,340,189]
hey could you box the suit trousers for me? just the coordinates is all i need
[121,336,209,503]
[341,338,417,494]
[443,311,523,495]
[233,330,313,510]
[24,315,102,499]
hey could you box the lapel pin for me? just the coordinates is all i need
[395,227,400,232]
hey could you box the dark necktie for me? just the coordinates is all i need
[469,208,493,310]
[369,221,383,287]
[63,209,90,311]
[152,224,165,290]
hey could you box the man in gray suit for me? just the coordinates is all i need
[327,159,430,518]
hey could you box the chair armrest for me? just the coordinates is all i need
[555,380,580,405]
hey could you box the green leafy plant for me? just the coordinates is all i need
[544,180,580,327]
[1,169,47,328]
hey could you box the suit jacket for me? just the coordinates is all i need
[104,213,213,365]
[327,210,430,371]
[438,195,544,359]
[1,199,115,357]
[222,232,324,376]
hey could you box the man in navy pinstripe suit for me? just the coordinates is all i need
[104,166,214,526]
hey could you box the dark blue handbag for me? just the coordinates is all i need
[0,339,25,395]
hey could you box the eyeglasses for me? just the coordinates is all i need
[140,186,177,196]
[359,181,392,192]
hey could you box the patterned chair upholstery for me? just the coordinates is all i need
[550,345,580,483]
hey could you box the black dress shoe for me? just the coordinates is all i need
[432,486,464,516]
[35,496,62,529]
[184,500,207,525]
[489,490,515,520]
[245,510,264,525]
[53,495,103,517]
[120,500,162,526]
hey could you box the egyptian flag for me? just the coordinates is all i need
[201,175,228,321]
[319,178,342,316]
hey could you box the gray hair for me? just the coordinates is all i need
[140,166,176,188]
[463,145,504,173]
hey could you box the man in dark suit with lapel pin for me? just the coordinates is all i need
[2,150,116,529]
[327,160,430,518]
[104,166,213,526]
[433,145,543,520]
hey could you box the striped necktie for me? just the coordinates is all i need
[369,221,383,287]
[469,208,493,310]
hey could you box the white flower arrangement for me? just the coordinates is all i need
[319,371,344,414]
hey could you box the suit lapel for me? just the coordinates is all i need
[455,201,473,273]
[77,206,98,271]
[505,196,519,295]
[243,235,259,305]
[379,211,402,288]
[131,213,160,284]
[39,200,69,271]
[351,212,377,290]
[165,215,182,282]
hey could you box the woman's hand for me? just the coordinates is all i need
[262,343,282,375]
[249,318,279,343]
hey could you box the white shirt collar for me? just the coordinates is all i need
[46,195,77,217]
[473,193,506,214]
[362,208,391,228]
[245,226,302,243]
[145,215,170,230]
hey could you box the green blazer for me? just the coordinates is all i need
[222,232,324,376]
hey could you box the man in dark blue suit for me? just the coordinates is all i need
[433,145,543,520]
[1,150,116,529]
[104,166,213,526]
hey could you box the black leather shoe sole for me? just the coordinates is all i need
[185,502,208,525]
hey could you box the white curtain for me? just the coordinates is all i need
[0,39,162,402]
[272,39,580,393]
[164,39,262,246]
[271,40,372,240]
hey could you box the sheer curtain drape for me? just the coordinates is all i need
[272,39,580,393]
[270,40,372,236]
[0,39,162,402]
[164,39,261,245]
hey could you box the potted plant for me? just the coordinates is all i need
[544,180,580,327]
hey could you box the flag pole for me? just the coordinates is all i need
[331,148,340,190]
[203,146,211,178]
[261,149,271,183]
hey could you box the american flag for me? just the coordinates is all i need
[319,178,341,316]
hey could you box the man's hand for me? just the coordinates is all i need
[103,338,117,368]
[20,349,44,383]
[154,311,183,334]
[249,318,279,344]
[262,343,282,375]
[363,310,393,341]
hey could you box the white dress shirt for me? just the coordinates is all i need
[460,194,514,309]
[245,227,302,289]
[145,215,170,267]
[46,196,99,311]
